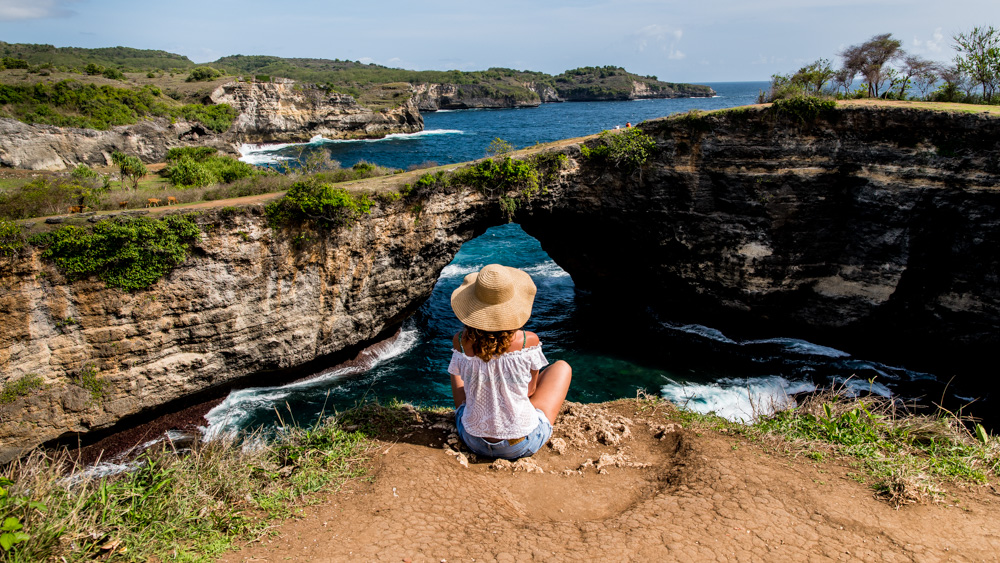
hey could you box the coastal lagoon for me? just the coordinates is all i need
[208,82,962,438]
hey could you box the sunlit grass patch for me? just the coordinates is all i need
[0,418,370,562]
[749,391,1000,507]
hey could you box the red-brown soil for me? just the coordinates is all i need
[218,400,1000,562]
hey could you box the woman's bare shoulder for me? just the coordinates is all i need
[451,331,463,351]
[523,330,541,349]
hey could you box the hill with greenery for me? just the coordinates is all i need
[0,42,195,72]
[0,42,713,134]
[554,66,715,100]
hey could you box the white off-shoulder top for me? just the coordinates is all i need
[448,344,549,439]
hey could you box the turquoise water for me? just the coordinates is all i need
[205,82,968,438]
[241,82,766,170]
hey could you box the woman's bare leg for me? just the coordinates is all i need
[529,360,572,424]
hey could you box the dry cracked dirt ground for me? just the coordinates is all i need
[219,400,1000,562]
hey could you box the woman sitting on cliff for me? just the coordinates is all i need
[448,264,572,460]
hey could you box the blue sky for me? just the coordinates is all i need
[0,0,993,82]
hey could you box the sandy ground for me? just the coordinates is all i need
[217,400,1000,562]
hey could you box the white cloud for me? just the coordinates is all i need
[633,24,686,60]
[911,27,946,54]
[0,0,75,21]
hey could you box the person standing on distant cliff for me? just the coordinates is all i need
[448,264,572,460]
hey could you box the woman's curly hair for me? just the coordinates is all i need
[465,326,518,362]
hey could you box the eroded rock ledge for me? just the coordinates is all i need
[1,104,998,461]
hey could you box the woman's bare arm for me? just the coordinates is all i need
[450,373,466,408]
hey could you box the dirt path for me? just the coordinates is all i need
[218,401,1000,562]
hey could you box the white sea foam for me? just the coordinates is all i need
[439,263,482,280]
[660,376,817,422]
[238,143,298,165]
[745,337,850,358]
[661,322,738,344]
[524,260,571,279]
[315,129,464,144]
[202,327,420,441]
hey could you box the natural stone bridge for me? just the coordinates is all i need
[2,104,998,461]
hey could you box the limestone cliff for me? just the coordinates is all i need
[410,83,541,111]
[0,79,424,170]
[211,80,423,143]
[0,117,230,171]
[2,104,998,460]
[517,104,1000,375]
[0,188,501,462]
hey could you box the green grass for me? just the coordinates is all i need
[743,392,1000,507]
[0,418,370,562]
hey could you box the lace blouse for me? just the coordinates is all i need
[448,344,549,439]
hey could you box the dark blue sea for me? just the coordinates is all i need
[205,82,970,438]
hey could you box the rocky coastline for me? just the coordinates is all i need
[1,104,997,462]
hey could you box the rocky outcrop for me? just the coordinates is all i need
[517,105,1000,375]
[211,80,423,142]
[0,79,425,170]
[554,79,716,102]
[2,104,998,459]
[0,117,230,171]
[0,188,502,462]
[411,83,541,111]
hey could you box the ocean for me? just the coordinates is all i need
[204,82,971,440]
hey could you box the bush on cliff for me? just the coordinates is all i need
[579,127,655,170]
[30,214,201,291]
[0,218,25,256]
[265,178,373,228]
[769,95,837,123]
[0,177,105,219]
[165,153,255,188]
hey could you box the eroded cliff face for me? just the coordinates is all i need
[0,117,230,171]
[211,80,423,143]
[2,104,998,459]
[518,105,1000,373]
[0,188,499,462]
[411,83,541,111]
[0,80,424,170]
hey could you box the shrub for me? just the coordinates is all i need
[166,156,215,188]
[770,95,837,123]
[0,178,80,219]
[0,219,26,256]
[1,57,29,70]
[165,155,255,187]
[186,67,223,82]
[580,127,655,169]
[30,214,202,291]
[101,68,125,80]
[265,179,373,228]
[176,104,237,133]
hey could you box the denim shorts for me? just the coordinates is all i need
[455,403,553,460]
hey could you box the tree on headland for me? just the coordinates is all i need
[953,26,1000,100]
[111,151,148,191]
[890,55,939,99]
[840,33,904,98]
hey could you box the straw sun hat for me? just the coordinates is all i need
[450,264,536,332]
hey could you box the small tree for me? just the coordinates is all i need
[111,151,148,191]
[832,67,856,96]
[793,59,835,95]
[895,55,939,99]
[840,33,904,98]
[953,26,1000,100]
